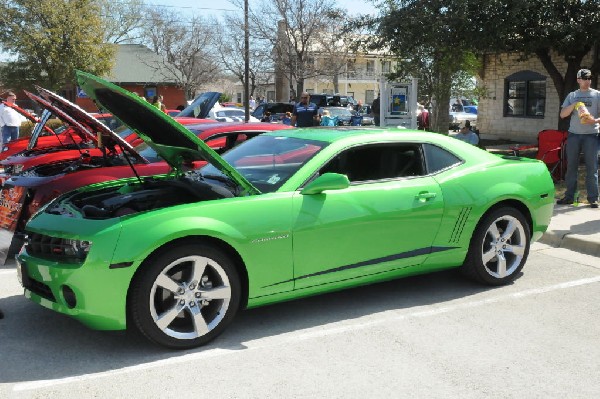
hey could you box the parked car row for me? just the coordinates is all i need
[8,72,554,352]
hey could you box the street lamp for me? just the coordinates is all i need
[244,0,250,122]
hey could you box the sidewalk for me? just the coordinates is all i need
[540,204,600,257]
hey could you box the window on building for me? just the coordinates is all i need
[504,70,546,117]
[236,93,242,103]
[144,87,157,100]
[346,59,356,78]
[366,60,375,76]
[267,91,275,102]
[382,61,391,74]
[365,90,374,104]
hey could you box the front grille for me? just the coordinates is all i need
[24,232,86,263]
[26,277,56,302]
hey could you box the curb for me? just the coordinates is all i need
[539,230,600,257]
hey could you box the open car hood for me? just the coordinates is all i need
[75,71,259,195]
[24,90,97,151]
[33,86,146,163]
[175,91,221,119]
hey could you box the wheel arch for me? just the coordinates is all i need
[481,199,533,237]
[125,235,250,326]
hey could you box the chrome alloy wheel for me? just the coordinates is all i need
[149,255,232,340]
[481,215,527,278]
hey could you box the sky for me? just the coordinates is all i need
[143,0,376,17]
[0,1,376,61]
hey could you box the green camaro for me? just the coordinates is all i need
[16,72,555,349]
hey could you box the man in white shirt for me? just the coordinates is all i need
[0,91,25,143]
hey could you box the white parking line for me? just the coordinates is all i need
[13,275,600,392]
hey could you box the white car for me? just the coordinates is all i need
[449,112,477,130]
[209,107,259,122]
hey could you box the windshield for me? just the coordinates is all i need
[216,110,244,118]
[328,108,355,117]
[200,135,326,193]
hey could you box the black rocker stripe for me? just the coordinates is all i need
[262,246,458,288]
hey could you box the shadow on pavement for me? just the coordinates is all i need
[0,268,508,384]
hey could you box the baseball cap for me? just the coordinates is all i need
[577,69,592,79]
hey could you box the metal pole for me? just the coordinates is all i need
[244,0,250,122]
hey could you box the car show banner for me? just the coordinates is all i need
[0,185,27,264]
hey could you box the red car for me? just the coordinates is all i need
[0,89,291,263]
[0,88,217,182]
[0,101,69,161]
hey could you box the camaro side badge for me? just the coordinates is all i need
[251,234,290,244]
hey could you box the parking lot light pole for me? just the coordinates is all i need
[244,0,250,122]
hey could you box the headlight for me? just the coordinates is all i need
[63,239,92,259]
[24,233,92,261]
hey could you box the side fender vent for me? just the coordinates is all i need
[449,207,472,243]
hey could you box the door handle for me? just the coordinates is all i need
[415,192,437,202]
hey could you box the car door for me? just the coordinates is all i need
[291,143,445,289]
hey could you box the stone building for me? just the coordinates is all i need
[477,51,597,142]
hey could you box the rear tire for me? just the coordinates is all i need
[462,207,530,285]
[130,243,241,349]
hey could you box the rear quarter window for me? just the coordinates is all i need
[423,143,462,174]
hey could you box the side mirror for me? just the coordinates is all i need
[301,173,350,195]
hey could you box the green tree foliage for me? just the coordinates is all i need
[482,0,600,129]
[364,0,600,131]
[361,0,481,133]
[0,0,115,91]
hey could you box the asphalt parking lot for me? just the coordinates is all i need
[1,243,599,398]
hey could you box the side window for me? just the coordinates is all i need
[423,144,461,173]
[320,143,425,183]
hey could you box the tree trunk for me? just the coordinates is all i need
[296,78,305,98]
[430,67,452,135]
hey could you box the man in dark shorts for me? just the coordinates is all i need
[291,92,320,127]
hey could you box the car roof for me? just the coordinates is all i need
[186,121,291,134]
[264,127,481,146]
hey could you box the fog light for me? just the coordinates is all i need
[61,285,77,309]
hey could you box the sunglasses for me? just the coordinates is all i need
[579,77,592,80]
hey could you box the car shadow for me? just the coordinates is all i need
[0,268,512,384]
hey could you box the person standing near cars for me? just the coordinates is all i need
[371,93,381,126]
[0,91,25,143]
[291,92,320,127]
[557,68,600,208]
[417,104,430,130]
[454,125,480,146]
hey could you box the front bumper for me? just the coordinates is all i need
[17,244,136,331]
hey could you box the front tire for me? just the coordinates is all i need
[130,243,241,349]
[462,207,530,285]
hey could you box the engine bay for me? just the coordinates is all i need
[46,174,237,219]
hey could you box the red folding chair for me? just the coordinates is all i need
[510,130,568,181]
